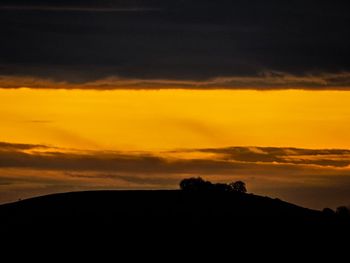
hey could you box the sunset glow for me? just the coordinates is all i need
[2,1,350,211]
[1,88,350,151]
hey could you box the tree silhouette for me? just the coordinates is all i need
[322,208,335,217]
[179,177,213,192]
[180,178,248,194]
[336,206,350,218]
[213,183,232,192]
[229,181,247,193]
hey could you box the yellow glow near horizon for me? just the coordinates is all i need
[1,88,350,151]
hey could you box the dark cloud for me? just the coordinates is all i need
[65,171,182,186]
[2,72,350,89]
[0,6,159,12]
[1,141,350,173]
[0,1,350,88]
[25,120,53,124]
[197,146,350,167]
[1,141,350,208]
[0,141,48,151]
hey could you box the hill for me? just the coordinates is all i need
[0,189,320,218]
[1,190,350,255]
[0,190,340,230]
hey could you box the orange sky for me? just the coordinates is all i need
[2,1,350,210]
[1,88,350,151]
[2,88,350,208]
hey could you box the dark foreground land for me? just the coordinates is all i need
[1,190,349,255]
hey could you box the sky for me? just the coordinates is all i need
[1,1,350,209]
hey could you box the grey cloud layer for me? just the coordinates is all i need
[2,72,350,89]
[0,142,49,151]
[197,147,350,167]
[0,0,349,88]
[0,6,159,12]
[2,141,350,208]
[1,141,350,172]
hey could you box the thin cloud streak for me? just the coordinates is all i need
[1,142,350,208]
[0,141,49,151]
[1,141,350,172]
[1,72,350,90]
[0,6,160,12]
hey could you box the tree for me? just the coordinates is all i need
[322,207,335,218]
[322,208,335,217]
[213,183,232,192]
[229,181,247,193]
[179,178,248,194]
[336,206,350,218]
[179,177,213,192]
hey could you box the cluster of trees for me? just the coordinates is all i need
[180,178,350,220]
[323,206,350,219]
[180,177,247,193]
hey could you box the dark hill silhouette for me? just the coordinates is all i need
[0,178,350,253]
[0,189,346,232]
[1,179,350,256]
[1,189,319,220]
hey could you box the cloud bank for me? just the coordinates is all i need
[0,6,159,12]
[1,72,350,90]
[1,0,350,89]
[2,141,350,171]
[1,141,350,208]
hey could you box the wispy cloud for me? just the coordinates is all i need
[1,142,350,172]
[0,141,48,151]
[1,72,350,90]
[1,141,350,208]
[0,6,160,13]
[24,120,53,124]
[196,146,350,167]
